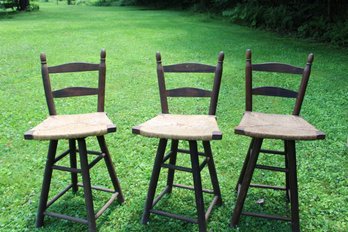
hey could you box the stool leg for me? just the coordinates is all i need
[69,139,78,193]
[77,138,97,232]
[166,139,178,193]
[203,141,222,206]
[286,140,300,232]
[97,135,124,203]
[189,140,206,232]
[284,140,290,202]
[142,138,168,224]
[36,140,58,228]
[230,138,263,227]
[235,138,255,193]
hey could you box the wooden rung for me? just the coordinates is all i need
[77,183,115,193]
[205,195,219,220]
[161,163,192,172]
[152,186,170,208]
[250,183,286,191]
[255,164,287,172]
[52,165,81,173]
[172,183,214,194]
[199,158,209,171]
[260,149,285,155]
[46,184,73,208]
[54,149,71,163]
[242,211,291,221]
[95,192,119,219]
[88,153,105,169]
[45,211,88,224]
[76,149,102,156]
[150,209,198,224]
[162,151,173,163]
[177,148,206,156]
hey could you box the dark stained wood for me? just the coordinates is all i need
[52,87,99,98]
[252,63,304,74]
[41,53,57,115]
[48,63,99,73]
[245,49,252,111]
[252,86,298,98]
[156,51,224,115]
[97,49,106,112]
[156,52,169,113]
[293,53,314,115]
[163,63,216,73]
[209,51,224,115]
[40,49,107,114]
[166,87,212,97]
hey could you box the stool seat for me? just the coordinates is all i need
[133,114,222,141]
[25,112,116,140]
[235,111,325,140]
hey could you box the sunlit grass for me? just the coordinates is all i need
[0,2,347,231]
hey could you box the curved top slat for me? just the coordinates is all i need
[48,62,100,73]
[163,63,216,73]
[252,63,303,74]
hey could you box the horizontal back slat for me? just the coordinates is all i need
[252,63,303,74]
[163,63,216,73]
[252,86,298,98]
[52,87,99,98]
[166,87,212,97]
[48,63,100,73]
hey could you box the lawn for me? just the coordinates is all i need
[0,2,347,231]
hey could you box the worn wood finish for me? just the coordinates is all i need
[163,63,216,73]
[40,49,106,115]
[69,139,78,193]
[231,138,263,227]
[36,140,58,228]
[137,52,224,231]
[189,141,207,232]
[142,139,168,224]
[156,51,224,115]
[252,63,304,74]
[77,138,97,232]
[232,50,323,231]
[29,49,123,231]
[48,63,99,73]
[252,86,298,98]
[166,87,212,97]
[52,87,99,98]
[245,49,314,114]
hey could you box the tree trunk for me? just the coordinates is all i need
[18,0,29,11]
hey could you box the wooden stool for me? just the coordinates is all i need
[24,49,124,232]
[132,52,224,232]
[230,49,325,231]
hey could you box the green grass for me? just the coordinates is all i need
[0,2,347,231]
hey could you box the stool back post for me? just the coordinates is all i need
[245,49,252,112]
[293,53,314,116]
[209,52,224,115]
[97,49,106,112]
[156,52,169,114]
[156,51,224,115]
[41,53,57,116]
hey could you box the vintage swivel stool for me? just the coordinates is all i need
[24,49,124,231]
[230,49,325,231]
[132,52,224,232]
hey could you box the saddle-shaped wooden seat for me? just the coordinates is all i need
[133,114,222,141]
[25,112,116,140]
[235,111,325,140]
